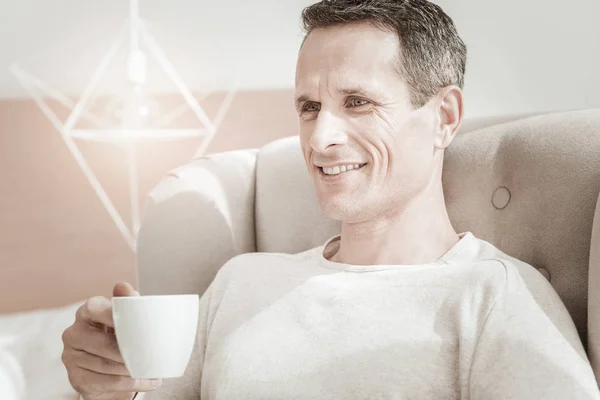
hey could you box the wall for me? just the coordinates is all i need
[0,89,297,313]
[436,0,600,118]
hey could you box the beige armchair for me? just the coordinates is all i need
[136,109,600,384]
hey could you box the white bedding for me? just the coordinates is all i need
[0,301,84,400]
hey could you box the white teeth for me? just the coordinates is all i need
[322,163,365,175]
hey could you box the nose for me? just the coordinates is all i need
[309,110,348,153]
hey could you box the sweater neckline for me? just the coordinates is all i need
[318,231,475,272]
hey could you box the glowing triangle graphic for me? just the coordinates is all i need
[11,16,237,252]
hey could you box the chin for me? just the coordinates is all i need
[318,195,365,222]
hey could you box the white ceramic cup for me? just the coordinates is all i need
[112,294,200,379]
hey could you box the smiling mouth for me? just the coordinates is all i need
[318,163,367,177]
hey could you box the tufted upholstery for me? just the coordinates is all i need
[136,109,600,384]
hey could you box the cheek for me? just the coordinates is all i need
[389,143,433,197]
[395,137,432,173]
[298,124,313,163]
[357,118,391,166]
[298,123,310,144]
[384,129,433,184]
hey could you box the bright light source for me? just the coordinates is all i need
[138,106,149,116]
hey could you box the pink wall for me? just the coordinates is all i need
[0,89,297,313]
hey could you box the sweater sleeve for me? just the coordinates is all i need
[469,261,600,399]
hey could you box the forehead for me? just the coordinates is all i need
[295,22,403,95]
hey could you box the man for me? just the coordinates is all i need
[61,0,600,399]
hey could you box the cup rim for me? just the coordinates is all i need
[112,294,199,301]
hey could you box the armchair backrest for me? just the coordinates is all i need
[137,109,600,382]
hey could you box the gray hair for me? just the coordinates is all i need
[301,0,467,109]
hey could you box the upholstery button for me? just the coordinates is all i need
[537,267,551,282]
[492,187,511,209]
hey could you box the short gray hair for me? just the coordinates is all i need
[301,0,467,108]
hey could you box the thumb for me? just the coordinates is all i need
[112,281,140,297]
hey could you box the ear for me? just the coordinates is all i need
[433,85,463,150]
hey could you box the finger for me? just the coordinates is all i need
[75,368,162,393]
[67,348,130,376]
[113,281,140,297]
[76,296,114,328]
[68,323,124,364]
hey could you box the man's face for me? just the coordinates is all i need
[295,22,440,223]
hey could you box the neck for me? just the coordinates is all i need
[330,176,459,266]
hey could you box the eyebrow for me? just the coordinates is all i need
[295,87,374,109]
[337,87,372,97]
[295,94,311,109]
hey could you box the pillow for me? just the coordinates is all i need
[0,301,84,400]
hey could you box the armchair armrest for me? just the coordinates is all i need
[136,149,259,297]
[588,190,600,386]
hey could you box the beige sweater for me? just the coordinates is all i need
[143,231,600,399]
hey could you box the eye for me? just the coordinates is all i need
[347,97,370,107]
[302,102,321,113]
